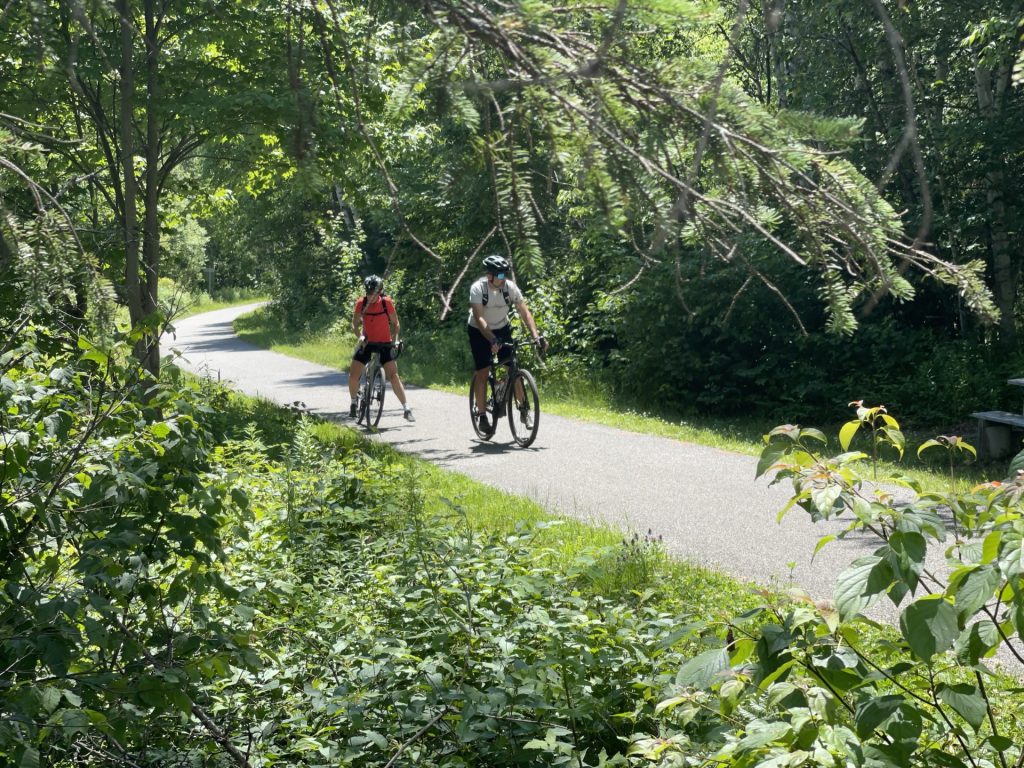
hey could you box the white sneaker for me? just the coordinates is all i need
[404,408,415,422]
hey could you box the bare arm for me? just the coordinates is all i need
[471,304,494,341]
[389,310,402,342]
[351,304,363,337]
[515,299,541,341]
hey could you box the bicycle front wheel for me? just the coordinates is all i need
[507,370,540,447]
[469,376,498,440]
[370,366,386,427]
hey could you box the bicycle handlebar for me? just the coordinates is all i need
[491,336,547,365]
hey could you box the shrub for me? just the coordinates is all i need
[632,405,1024,767]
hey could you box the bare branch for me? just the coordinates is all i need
[439,225,497,320]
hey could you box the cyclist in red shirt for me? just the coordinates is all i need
[348,275,414,422]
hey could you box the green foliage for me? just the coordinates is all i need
[630,404,1024,768]
[0,329,254,763]
[162,210,211,291]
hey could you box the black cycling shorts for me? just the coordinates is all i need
[468,324,512,371]
[353,342,394,365]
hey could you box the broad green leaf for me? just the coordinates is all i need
[675,647,729,689]
[887,531,926,596]
[949,565,1000,619]
[1008,447,1024,477]
[900,596,959,662]
[800,428,827,444]
[757,444,788,478]
[937,683,986,731]
[360,730,388,750]
[735,721,792,753]
[882,427,905,458]
[839,420,859,451]
[39,686,61,714]
[654,695,689,715]
[954,620,1001,665]
[855,695,902,738]
[765,681,799,708]
[16,748,40,768]
[811,484,842,516]
[834,556,892,620]
[812,534,836,562]
[981,530,1002,564]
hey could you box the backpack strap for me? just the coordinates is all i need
[360,294,393,319]
[481,280,512,309]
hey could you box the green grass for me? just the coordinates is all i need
[200,379,757,619]
[202,380,1024,766]
[172,289,267,320]
[302,401,757,618]
[230,304,1000,489]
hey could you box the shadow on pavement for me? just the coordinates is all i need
[282,369,348,388]
[171,322,261,354]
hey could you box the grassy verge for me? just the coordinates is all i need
[223,383,762,617]
[172,289,267,320]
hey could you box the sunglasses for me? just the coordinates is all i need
[495,272,506,280]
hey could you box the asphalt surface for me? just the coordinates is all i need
[169,304,897,598]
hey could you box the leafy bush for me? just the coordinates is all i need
[0,331,257,765]
[568,257,1022,429]
[630,406,1024,767]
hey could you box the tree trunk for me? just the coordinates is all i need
[142,0,161,375]
[763,0,786,108]
[116,0,143,348]
[975,55,1016,345]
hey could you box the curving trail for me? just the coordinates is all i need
[170,304,912,616]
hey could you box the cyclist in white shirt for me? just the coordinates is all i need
[467,254,546,432]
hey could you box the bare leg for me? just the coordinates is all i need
[383,361,406,405]
[473,367,490,412]
[348,360,364,402]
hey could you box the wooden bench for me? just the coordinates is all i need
[970,411,1024,459]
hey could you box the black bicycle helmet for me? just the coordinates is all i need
[482,254,511,274]
[363,274,383,292]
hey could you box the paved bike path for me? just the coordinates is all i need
[170,304,894,611]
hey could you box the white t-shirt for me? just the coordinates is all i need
[467,277,523,330]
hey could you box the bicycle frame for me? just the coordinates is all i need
[470,337,543,447]
[356,344,389,428]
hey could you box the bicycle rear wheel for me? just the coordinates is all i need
[507,370,540,447]
[469,375,498,440]
[370,366,386,427]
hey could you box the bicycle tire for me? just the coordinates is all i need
[469,376,498,440]
[507,369,540,448]
[370,366,385,427]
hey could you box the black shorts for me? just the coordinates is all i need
[468,324,512,371]
[353,342,394,365]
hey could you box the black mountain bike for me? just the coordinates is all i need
[355,341,400,429]
[470,337,543,447]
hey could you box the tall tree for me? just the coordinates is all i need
[1,0,287,372]
[724,0,1024,339]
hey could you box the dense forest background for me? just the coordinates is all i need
[5,2,1024,767]
[4,0,1023,426]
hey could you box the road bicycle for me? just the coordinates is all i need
[355,340,401,429]
[470,337,544,447]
